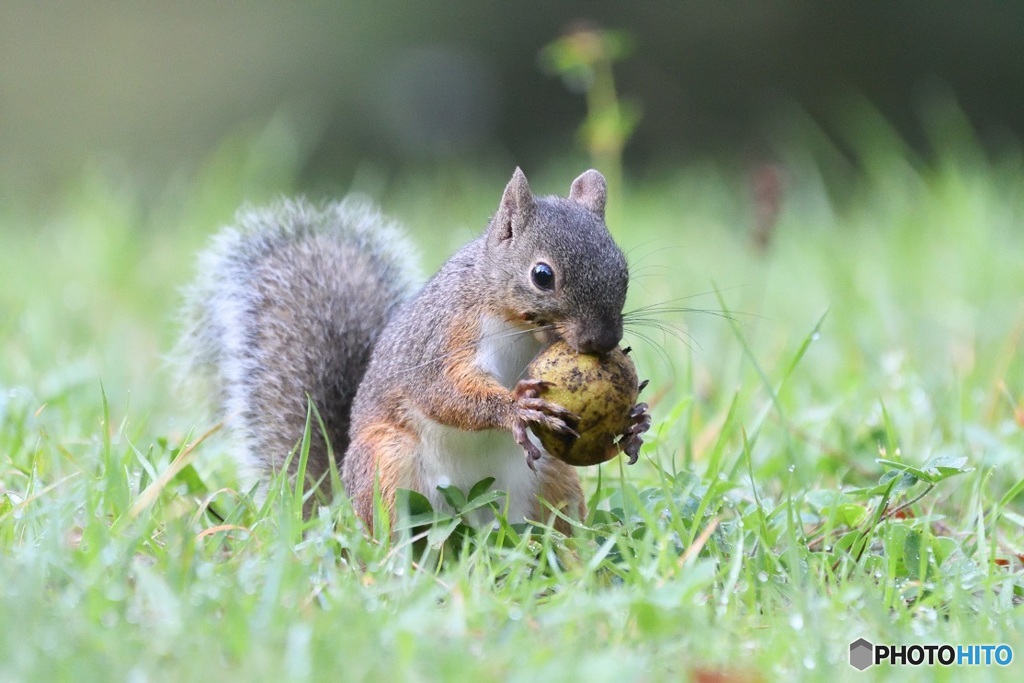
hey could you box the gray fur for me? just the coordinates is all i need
[179,169,628,520]
[483,169,627,353]
[346,168,629,456]
[177,197,420,492]
[568,169,607,218]
[342,169,629,514]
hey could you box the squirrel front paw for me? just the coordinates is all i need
[511,378,580,470]
[619,379,652,464]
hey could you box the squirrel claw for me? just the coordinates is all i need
[514,378,553,397]
[513,421,543,471]
[512,378,579,466]
[619,401,651,465]
[517,399,579,435]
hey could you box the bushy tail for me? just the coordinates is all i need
[176,197,420,493]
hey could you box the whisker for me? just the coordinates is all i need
[384,282,753,385]
[623,238,688,263]
[623,328,677,376]
[625,307,751,324]
[623,284,750,316]
[628,264,679,281]
[626,318,701,353]
[624,242,695,268]
[626,316,696,336]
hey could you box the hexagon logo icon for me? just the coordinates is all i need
[849,638,874,671]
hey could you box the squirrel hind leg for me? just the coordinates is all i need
[532,459,586,535]
[343,422,422,530]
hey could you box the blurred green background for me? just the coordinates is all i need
[2,8,1024,679]
[2,1,1022,195]
[2,1,1022,446]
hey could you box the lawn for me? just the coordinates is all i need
[2,113,1023,682]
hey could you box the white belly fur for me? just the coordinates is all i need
[413,315,547,525]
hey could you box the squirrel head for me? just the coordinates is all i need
[482,168,628,354]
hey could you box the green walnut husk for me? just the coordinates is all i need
[526,339,640,466]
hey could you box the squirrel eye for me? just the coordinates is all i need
[531,262,555,291]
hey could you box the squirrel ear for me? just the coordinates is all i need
[569,169,607,218]
[492,167,536,243]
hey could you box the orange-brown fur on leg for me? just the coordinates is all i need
[416,312,519,431]
[533,457,587,536]
[345,421,421,529]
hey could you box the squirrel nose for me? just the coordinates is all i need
[575,326,621,355]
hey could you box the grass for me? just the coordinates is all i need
[2,113,1024,682]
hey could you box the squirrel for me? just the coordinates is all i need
[179,168,650,534]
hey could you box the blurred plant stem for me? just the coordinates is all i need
[540,24,640,228]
